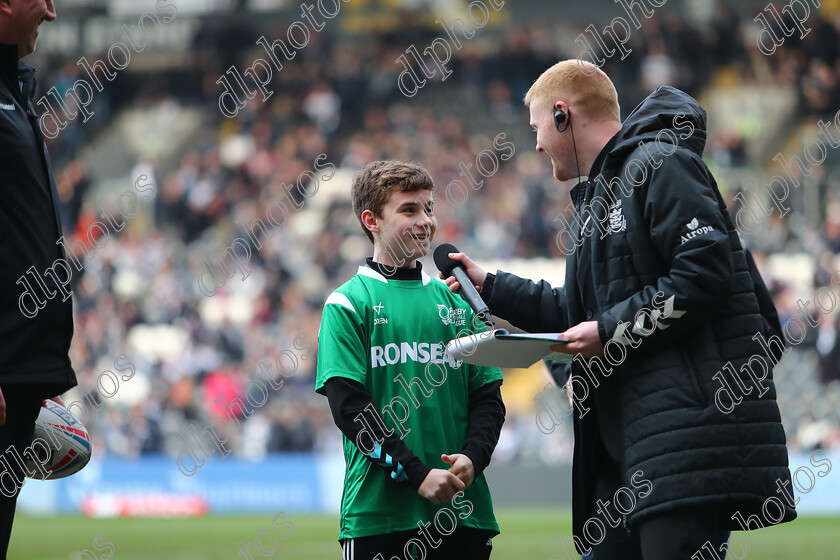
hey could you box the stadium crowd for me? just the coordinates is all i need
[31,6,840,462]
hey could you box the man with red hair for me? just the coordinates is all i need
[444,59,795,559]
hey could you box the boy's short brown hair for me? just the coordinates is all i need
[351,160,435,243]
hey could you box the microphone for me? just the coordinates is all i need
[433,243,495,329]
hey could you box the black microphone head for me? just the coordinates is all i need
[433,243,460,276]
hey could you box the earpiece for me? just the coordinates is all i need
[554,107,569,132]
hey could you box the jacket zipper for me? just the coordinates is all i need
[20,68,76,365]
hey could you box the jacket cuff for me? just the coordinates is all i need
[481,273,495,304]
[597,320,609,345]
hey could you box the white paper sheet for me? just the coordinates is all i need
[447,329,573,368]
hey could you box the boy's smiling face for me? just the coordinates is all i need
[363,189,437,268]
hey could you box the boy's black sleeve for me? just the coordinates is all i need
[323,376,432,491]
[459,380,505,476]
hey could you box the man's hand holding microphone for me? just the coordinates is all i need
[437,248,603,358]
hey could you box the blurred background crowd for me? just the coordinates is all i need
[24,0,840,467]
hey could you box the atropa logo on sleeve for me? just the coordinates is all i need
[681,217,715,244]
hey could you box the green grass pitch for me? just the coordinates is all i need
[9,509,838,559]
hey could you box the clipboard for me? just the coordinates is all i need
[446,328,573,368]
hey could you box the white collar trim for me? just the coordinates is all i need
[358,265,388,283]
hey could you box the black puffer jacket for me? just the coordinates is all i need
[485,87,795,539]
[0,44,76,390]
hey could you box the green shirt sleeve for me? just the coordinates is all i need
[316,291,367,395]
[468,362,503,393]
[464,308,503,392]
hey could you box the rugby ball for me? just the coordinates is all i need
[23,399,92,480]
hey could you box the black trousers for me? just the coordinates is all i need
[588,461,730,560]
[0,385,60,560]
[341,526,495,560]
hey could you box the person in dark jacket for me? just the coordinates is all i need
[0,2,77,557]
[443,60,795,559]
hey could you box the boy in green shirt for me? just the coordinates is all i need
[316,161,505,559]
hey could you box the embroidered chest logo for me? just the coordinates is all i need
[373,302,388,325]
[437,304,466,327]
[608,200,626,234]
[680,217,715,244]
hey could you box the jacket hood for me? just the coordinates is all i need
[611,85,707,160]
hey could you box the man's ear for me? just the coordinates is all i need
[0,0,12,17]
[361,209,379,236]
[553,100,570,117]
